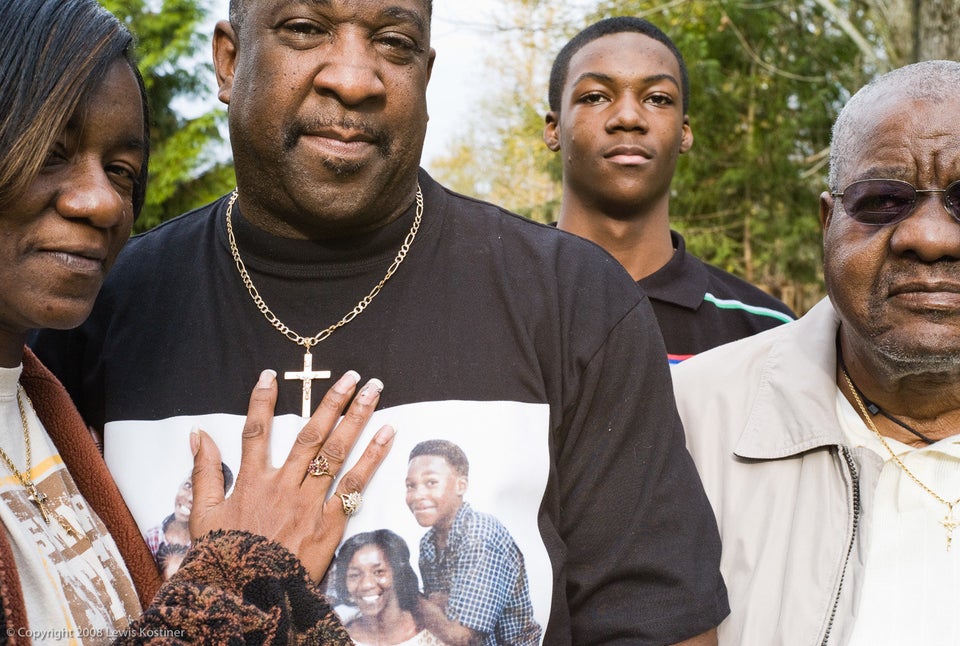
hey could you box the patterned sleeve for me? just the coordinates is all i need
[113,530,353,645]
[142,525,163,560]
[446,515,518,633]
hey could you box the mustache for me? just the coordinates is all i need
[283,116,390,155]
[882,261,960,286]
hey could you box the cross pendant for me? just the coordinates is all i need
[25,482,80,540]
[26,485,50,524]
[941,504,959,551]
[284,350,332,417]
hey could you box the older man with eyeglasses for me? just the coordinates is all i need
[671,60,960,646]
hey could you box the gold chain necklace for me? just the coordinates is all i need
[0,386,80,539]
[841,367,960,550]
[225,186,423,416]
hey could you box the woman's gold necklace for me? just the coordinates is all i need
[0,386,80,539]
[841,367,960,550]
[224,187,423,416]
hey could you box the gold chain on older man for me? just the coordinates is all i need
[841,367,960,551]
[224,186,423,416]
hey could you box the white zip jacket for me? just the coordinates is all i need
[672,298,884,645]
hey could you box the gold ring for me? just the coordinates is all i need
[307,455,333,478]
[340,491,363,516]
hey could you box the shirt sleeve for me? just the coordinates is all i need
[446,517,519,634]
[114,530,353,645]
[555,298,730,645]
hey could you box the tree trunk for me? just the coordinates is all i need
[871,0,960,64]
[914,0,960,61]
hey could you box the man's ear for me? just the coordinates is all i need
[426,47,436,84]
[212,20,239,106]
[455,476,468,497]
[423,48,436,124]
[819,191,834,231]
[680,115,694,154]
[543,111,561,152]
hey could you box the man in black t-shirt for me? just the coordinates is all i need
[545,17,794,364]
[33,1,729,643]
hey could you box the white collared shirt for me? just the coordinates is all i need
[837,390,960,646]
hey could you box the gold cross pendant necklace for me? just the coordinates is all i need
[941,504,960,550]
[0,387,81,540]
[224,186,423,417]
[841,367,960,551]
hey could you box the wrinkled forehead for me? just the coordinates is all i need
[241,0,432,28]
[835,94,960,185]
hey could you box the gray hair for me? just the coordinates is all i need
[828,60,960,190]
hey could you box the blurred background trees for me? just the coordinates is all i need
[105,0,960,311]
[102,0,234,232]
[430,0,960,312]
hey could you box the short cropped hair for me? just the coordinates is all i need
[155,541,189,566]
[229,0,434,33]
[0,0,149,216]
[409,439,469,477]
[828,60,960,191]
[548,16,689,115]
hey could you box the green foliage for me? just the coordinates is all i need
[101,0,234,231]
[617,0,863,290]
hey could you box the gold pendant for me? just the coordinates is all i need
[27,484,81,540]
[941,503,959,551]
[26,485,50,524]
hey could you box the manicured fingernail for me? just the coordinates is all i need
[374,425,396,445]
[333,370,361,394]
[190,430,201,456]
[257,369,277,389]
[357,378,384,403]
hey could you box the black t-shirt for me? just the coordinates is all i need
[34,170,728,645]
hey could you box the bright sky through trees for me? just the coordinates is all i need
[206,0,508,169]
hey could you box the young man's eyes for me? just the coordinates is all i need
[576,91,676,107]
[404,478,440,490]
[578,91,609,105]
[646,93,675,106]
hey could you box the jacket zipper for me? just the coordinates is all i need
[821,446,860,645]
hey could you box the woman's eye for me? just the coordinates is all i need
[106,163,139,194]
[42,146,69,169]
[109,164,136,181]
